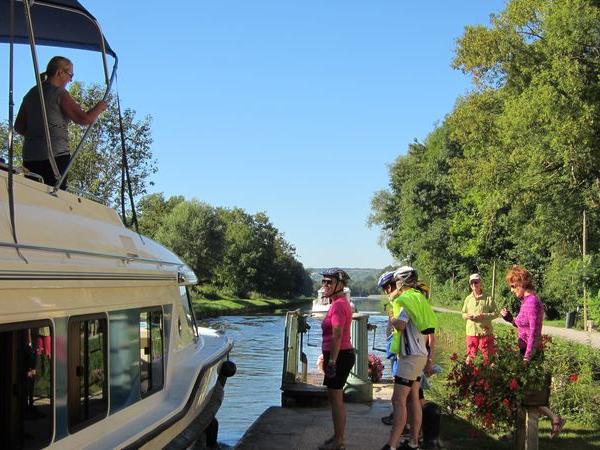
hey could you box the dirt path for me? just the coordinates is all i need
[433,306,600,349]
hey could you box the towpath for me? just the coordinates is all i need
[433,306,600,349]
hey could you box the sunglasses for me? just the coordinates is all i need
[470,280,480,285]
[321,279,334,286]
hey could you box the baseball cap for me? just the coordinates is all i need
[469,273,481,283]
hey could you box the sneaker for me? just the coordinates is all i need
[318,440,345,450]
[398,441,419,449]
[379,445,394,450]
[381,413,394,426]
[322,435,335,445]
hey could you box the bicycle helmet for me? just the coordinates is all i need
[394,265,418,285]
[320,267,351,283]
[377,271,395,289]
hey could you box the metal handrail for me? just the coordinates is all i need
[54,55,118,192]
[22,0,59,179]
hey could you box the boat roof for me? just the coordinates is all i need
[0,0,115,57]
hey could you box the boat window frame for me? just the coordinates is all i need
[179,285,199,340]
[139,307,165,398]
[0,319,54,449]
[67,313,109,434]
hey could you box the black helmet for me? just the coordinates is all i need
[320,267,351,283]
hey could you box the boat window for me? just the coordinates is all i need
[179,286,198,339]
[0,321,53,449]
[68,316,108,432]
[139,309,164,396]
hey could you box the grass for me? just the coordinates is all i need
[429,312,600,449]
[192,296,310,317]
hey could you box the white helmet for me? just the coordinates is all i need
[394,266,417,285]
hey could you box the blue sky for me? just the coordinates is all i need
[0,0,506,269]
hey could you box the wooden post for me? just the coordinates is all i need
[491,261,497,302]
[514,407,540,450]
[525,408,540,450]
[583,210,588,327]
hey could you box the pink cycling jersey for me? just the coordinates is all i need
[321,295,353,352]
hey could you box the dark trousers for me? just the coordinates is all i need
[23,154,70,190]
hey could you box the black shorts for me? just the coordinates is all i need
[394,375,422,388]
[323,349,355,390]
[23,154,70,189]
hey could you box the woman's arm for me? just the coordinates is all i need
[425,333,436,375]
[329,325,342,364]
[523,299,543,360]
[60,91,107,125]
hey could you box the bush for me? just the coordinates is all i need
[545,338,600,426]
[445,330,548,434]
[444,325,600,432]
[430,279,465,308]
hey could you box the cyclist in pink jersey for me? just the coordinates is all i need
[319,268,355,450]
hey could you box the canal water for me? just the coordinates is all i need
[199,297,390,447]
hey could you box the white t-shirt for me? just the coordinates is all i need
[398,308,429,357]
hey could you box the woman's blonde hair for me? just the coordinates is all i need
[42,56,72,80]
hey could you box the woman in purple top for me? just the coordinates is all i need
[501,265,564,438]
[319,268,355,450]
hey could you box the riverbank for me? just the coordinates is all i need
[192,296,311,318]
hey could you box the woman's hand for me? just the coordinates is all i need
[500,308,514,324]
[325,361,336,378]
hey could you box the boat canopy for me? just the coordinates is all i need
[0,0,115,57]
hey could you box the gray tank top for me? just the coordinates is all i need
[20,82,70,161]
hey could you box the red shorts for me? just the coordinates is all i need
[466,335,495,359]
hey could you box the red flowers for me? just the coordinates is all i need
[367,353,384,382]
[569,373,578,383]
[446,332,550,435]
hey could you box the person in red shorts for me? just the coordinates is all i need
[461,273,497,362]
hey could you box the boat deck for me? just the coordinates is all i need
[236,383,395,450]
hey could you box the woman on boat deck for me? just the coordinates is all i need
[319,268,355,450]
[14,56,107,189]
[500,265,564,439]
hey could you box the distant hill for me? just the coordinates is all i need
[307,268,388,296]
[307,268,383,282]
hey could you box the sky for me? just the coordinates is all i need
[0,0,507,269]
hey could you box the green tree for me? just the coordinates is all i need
[137,193,185,238]
[68,82,157,207]
[154,200,225,282]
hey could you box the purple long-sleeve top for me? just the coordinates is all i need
[514,293,544,360]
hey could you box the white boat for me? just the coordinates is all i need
[311,287,354,315]
[0,1,235,449]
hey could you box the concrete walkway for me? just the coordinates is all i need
[235,384,398,450]
[433,306,600,349]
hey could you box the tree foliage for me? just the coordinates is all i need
[371,0,600,315]
[138,194,313,299]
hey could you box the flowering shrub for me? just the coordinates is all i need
[368,353,384,382]
[445,332,549,434]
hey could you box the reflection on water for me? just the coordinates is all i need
[199,297,389,446]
